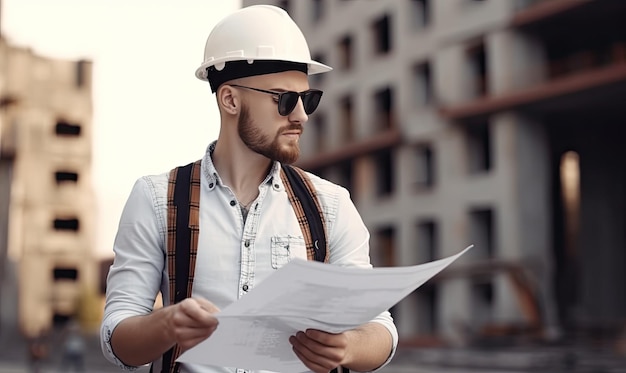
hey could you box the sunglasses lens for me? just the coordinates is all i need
[302,91,322,115]
[277,90,324,116]
[278,92,300,116]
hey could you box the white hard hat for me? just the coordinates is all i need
[195,5,332,82]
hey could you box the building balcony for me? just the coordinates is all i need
[512,0,591,27]
[439,58,626,121]
[441,0,626,122]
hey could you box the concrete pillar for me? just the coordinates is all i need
[434,46,471,105]
[491,112,558,335]
[437,124,472,343]
[487,29,547,95]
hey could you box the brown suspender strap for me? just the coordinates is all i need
[281,165,348,373]
[158,160,201,373]
[281,165,347,373]
[280,164,329,262]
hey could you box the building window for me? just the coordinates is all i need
[467,121,492,174]
[375,226,397,317]
[337,35,354,70]
[545,35,626,80]
[55,121,81,136]
[372,14,392,55]
[310,52,327,85]
[55,171,79,184]
[410,0,431,29]
[99,258,113,295]
[375,150,394,196]
[75,60,87,88]
[53,218,80,232]
[375,226,396,267]
[472,281,494,323]
[339,95,355,142]
[53,267,79,281]
[414,145,435,189]
[413,61,434,106]
[312,112,327,153]
[467,41,488,97]
[469,208,495,259]
[51,266,80,324]
[373,87,394,131]
[469,207,496,326]
[278,0,291,14]
[415,219,439,334]
[337,161,354,194]
[416,282,438,334]
[311,0,324,22]
[417,220,438,262]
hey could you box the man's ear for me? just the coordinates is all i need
[217,85,238,115]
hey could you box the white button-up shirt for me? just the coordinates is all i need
[101,143,398,373]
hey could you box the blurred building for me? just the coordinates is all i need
[244,0,626,347]
[0,32,96,338]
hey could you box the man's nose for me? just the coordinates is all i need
[288,97,309,123]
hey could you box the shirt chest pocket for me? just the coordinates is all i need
[270,235,306,269]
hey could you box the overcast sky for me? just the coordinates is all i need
[1,0,242,257]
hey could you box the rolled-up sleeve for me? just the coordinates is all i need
[368,311,399,371]
[100,176,166,369]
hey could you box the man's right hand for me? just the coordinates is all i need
[167,298,220,352]
[109,297,221,367]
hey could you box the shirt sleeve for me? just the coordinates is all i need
[100,176,166,369]
[327,186,399,372]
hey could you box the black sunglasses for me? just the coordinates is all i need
[229,84,323,116]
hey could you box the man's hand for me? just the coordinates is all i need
[289,323,393,373]
[289,329,350,373]
[167,298,220,352]
[110,297,221,366]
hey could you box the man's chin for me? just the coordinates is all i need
[276,150,300,164]
[277,154,299,164]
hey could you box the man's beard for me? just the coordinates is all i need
[238,104,302,164]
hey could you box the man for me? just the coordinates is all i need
[101,5,398,373]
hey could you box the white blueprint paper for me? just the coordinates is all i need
[178,245,472,372]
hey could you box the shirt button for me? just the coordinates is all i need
[244,239,250,247]
[209,182,214,188]
[242,284,249,292]
[230,200,236,206]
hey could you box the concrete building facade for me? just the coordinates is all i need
[0,35,96,338]
[243,0,626,346]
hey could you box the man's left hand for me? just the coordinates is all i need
[289,329,351,373]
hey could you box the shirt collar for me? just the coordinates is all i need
[202,141,284,191]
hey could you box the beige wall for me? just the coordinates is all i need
[0,38,96,337]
